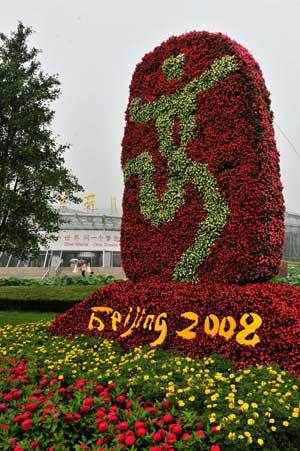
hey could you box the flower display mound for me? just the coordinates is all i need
[121,31,284,285]
[49,280,300,378]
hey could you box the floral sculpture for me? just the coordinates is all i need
[49,32,300,378]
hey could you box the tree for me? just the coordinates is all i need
[0,23,83,259]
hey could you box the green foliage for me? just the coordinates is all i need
[273,267,300,287]
[0,22,83,259]
[0,285,106,312]
[0,274,114,286]
[0,310,55,326]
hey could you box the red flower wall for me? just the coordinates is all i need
[121,31,285,284]
[49,281,300,378]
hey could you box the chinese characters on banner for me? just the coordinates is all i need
[48,230,120,251]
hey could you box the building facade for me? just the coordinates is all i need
[1,209,300,268]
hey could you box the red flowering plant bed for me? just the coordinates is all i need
[121,31,285,285]
[0,356,222,451]
[0,322,299,450]
[49,280,300,379]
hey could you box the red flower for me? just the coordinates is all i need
[80,405,91,413]
[30,441,39,449]
[21,419,33,431]
[166,433,177,444]
[196,430,206,438]
[98,421,109,433]
[83,397,94,406]
[137,427,147,437]
[169,424,182,435]
[118,421,129,431]
[116,394,126,403]
[106,412,118,423]
[161,400,171,409]
[64,414,73,424]
[73,413,81,421]
[182,433,191,440]
[116,433,125,443]
[162,414,173,423]
[134,420,145,429]
[26,404,38,412]
[211,446,221,451]
[124,434,136,447]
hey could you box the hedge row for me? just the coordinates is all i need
[0,285,103,312]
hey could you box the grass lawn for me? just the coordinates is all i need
[0,310,56,327]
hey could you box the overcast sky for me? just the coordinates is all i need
[2,0,300,213]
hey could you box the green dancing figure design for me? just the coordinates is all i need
[124,55,239,282]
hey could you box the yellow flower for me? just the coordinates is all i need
[257,439,264,447]
[244,431,251,438]
[228,432,236,440]
[188,396,195,402]
[240,403,249,412]
[282,421,289,427]
[271,426,277,432]
[178,400,185,407]
[58,375,64,380]
[247,418,255,425]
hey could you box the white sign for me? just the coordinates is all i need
[46,230,120,252]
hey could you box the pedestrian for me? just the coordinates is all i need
[81,261,87,277]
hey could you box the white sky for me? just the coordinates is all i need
[2,0,300,213]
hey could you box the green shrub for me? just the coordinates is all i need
[0,285,106,312]
[0,274,114,287]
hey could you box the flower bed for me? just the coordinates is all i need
[49,280,300,378]
[0,322,299,450]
